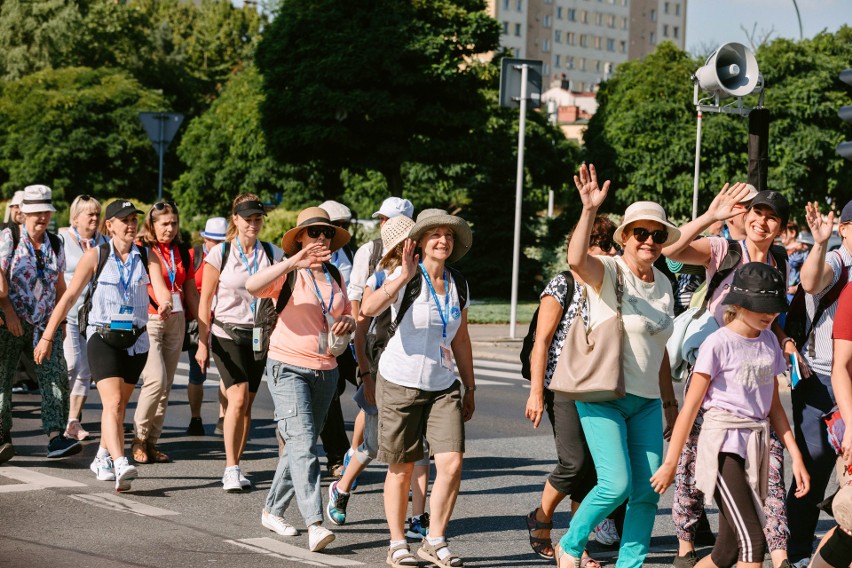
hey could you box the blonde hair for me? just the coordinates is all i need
[723,305,740,325]
[379,242,405,273]
[226,193,262,241]
[142,202,181,246]
[69,195,101,226]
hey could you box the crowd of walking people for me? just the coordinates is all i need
[3,164,852,567]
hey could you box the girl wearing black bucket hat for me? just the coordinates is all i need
[652,262,810,568]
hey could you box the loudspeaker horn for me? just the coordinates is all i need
[694,42,759,98]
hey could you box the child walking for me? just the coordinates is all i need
[651,263,810,568]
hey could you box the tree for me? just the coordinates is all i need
[255,0,501,196]
[0,67,166,202]
[0,0,81,80]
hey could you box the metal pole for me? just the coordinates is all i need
[157,115,165,201]
[547,190,554,218]
[692,108,703,220]
[509,64,529,340]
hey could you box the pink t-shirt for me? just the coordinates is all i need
[694,326,787,454]
[257,268,352,371]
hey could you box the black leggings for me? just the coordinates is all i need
[711,453,767,566]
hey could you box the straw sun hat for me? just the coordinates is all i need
[409,209,472,264]
[281,207,351,256]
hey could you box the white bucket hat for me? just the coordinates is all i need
[379,215,416,267]
[200,217,227,241]
[613,201,680,247]
[9,191,24,207]
[372,197,414,220]
[319,200,352,223]
[20,185,56,214]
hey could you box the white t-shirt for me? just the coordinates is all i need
[377,266,467,391]
[347,239,383,303]
[585,255,674,399]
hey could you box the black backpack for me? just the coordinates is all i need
[520,271,574,381]
[78,243,149,338]
[1,222,62,263]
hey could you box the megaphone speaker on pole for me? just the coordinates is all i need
[695,42,759,98]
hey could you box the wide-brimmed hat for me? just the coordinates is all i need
[319,200,352,223]
[20,185,56,214]
[200,217,227,241]
[409,209,472,264]
[379,216,416,267]
[372,197,414,220]
[105,199,144,220]
[613,201,680,246]
[748,190,790,226]
[722,262,788,313]
[281,207,351,256]
[9,191,24,207]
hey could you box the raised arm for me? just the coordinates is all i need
[361,240,419,317]
[567,164,609,290]
[800,202,836,294]
[245,242,330,296]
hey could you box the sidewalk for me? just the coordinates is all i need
[469,323,525,364]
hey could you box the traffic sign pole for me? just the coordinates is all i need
[509,64,529,340]
[138,112,184,201]
[157,117,165,200]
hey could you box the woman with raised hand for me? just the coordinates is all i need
[35,199,173,492]
[132,200,199,464]
[554,164,678,568]
[196,194,283,492]
[245,206,353,553]
[61,194,109,442]
[361,209,475,568]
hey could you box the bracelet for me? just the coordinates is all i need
[382,284,392,299]
[781,337,796,350]
[358,370,371,378]
[662,400,678,409]
[464,384,476,392]
[41,337,53,343]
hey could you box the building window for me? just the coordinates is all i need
[578,58,586,71]
[607,14,615,27]
[649,31,656,44]
[503,0,509,9]
[567,31,575,44]
[515,23,522,36]
[594,60,601,72]
[663,24,669,37]
[650,8,656,21]
[566,56,574,69]
[594,35,601,49]
[622,17,628,29]
[578,81,586,91]
[555,54,561,67]
[606,37,615,51]
[544,0,552,3]
[542,39,551,52]
[619,40,626,53]
[673,26,680,39]
[579,10,587,23]
[543,15,552,27]
[516,0,522,12]
[502,21,509,34]
[675,3,681,16]
[567,8,576,21]
[557,6,563,18]
[595,12,602,25]
[605,62,613,75]
[579,34,587,47]
[664,1,670,14]
[543,63,550,74]
[555,30,562,43]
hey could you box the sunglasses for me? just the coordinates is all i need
[78,194,93,201]
[592,239,616,252]
[632,227,668,244]
[152,200,178,213]
[306,226,336,239]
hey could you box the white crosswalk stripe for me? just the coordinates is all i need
[227,537,364,566]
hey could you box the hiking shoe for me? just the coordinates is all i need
[47,434,81,458]
[214,417,224,435]
[90,455,116,481]
[64,420,90,441]
[406,512,430,539]
[673,551,698,568]
[261,510,298,536]
[186,417,205,436]
[0,442,14,464]
[308,525,335,552]
[342,448,359,491]
[222,467,243,492]
[115,462,138,492]
[593,518,620,546]
[326,480,350,525]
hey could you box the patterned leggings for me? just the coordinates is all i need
[672,410,788,552]
[0,322,68,437]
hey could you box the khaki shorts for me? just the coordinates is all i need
[376,373,464,464]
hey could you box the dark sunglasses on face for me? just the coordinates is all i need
[632,227,668,244]
[306,226,336,239]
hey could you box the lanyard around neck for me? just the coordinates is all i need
[306,265,334,316]
[22,225,48,280]
[156,243,176,290]
[419,263,449,340]
[112,243,137,303]
[236,238,259,276]
[71,226,98,250]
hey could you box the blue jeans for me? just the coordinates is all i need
[558,394,662,568]
[264,359,339,526]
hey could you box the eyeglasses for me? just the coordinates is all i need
[592,239,616,252]
[306,226,336,239]
[632,227,668,244]
[152,200,178,213]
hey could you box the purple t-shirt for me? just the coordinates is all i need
[694,326,787,454]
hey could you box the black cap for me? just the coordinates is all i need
[722,262,789,314]
[105,199,143,220]
[748,190,790,226]
[841,200,852,224]
[233,200,266,218]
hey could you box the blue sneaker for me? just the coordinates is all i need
[405,512,429,539]
[342,449,359,491]
[326,480,350,526]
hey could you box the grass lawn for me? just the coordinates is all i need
[467,299,538,324]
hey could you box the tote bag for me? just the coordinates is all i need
[549,264,625,402]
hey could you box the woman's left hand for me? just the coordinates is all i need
[33,336,52,365]
[158,301,172,320]
[462,390,475,422]
[331,315,355,336]
[293,242,331,269]
[649,462,676,494]
[663,405,678,441]
[791,459,811,498]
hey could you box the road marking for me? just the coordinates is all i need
[0,466,87,493]
[474,360,522,371]
[227,538,364,566]
[69,492,180,517]
[472,367,523,381]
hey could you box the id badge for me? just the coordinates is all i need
[110,306,134,331]
[318,332,329,355]
[171,292,184,313]
[33,280,44,300]
[252,327,263,352]
[439,343,455,372]
[325,313,335,331]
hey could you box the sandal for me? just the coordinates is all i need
[555,544,580,568]
[525,508,554,559]
[417,538,463,567]
[386,542,418,567]
[580,554,602,568]
[146,441,171,463]
[131,438,151,464]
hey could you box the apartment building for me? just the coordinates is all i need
[487,0,687,92]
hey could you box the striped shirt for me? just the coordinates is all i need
[86,242,150,355]
[802,247,852,376]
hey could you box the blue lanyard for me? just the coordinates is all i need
[306,266,334,315]
[113,245,137,304]
[156,243,177,290]
[236,238,259,275]
[740,239,775,268]
[71,226,99,250]
[419,263,449,340]
[22,225,48,280]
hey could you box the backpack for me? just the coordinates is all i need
[192,244,204,273]
[1,222,62,266]
[367,238,383,275]
[784,250,849,357]
[520,271,574,381]
[78,243,149,338]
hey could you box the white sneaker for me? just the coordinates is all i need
[115,462,138,492]
[239,472,251,488]
[90,455,116,481]
[593,518,620,546]
[308,525,335,552]
[222,467,243,492]
[261,510,299,536]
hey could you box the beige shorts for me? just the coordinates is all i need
[376,373,464,464]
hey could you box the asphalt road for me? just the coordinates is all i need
[0,356,837,568]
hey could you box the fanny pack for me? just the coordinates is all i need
[96,326,145,350]
[213,318,254,347]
